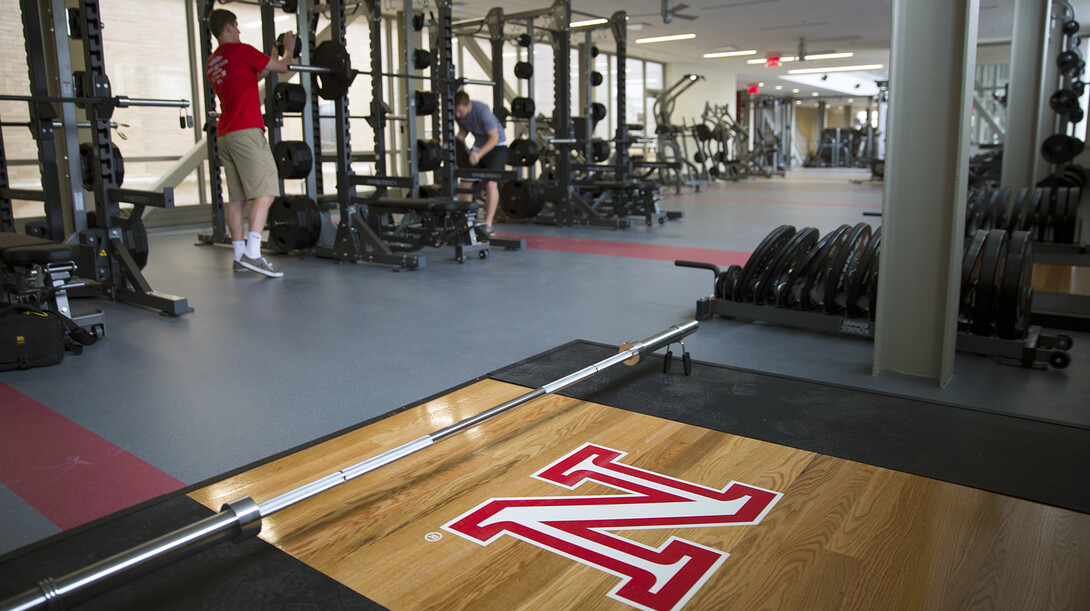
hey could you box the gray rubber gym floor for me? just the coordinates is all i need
[2,168,1087,556]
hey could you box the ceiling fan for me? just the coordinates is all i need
[629,1,699,24]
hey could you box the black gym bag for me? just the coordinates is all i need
[0,304,97,371]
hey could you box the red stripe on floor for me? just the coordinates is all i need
[501,234,751,267]
[0,382,184,530]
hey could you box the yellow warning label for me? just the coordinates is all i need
[99,249,107,257]
[16,335,25,344]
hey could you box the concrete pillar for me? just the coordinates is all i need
[873,0,979,386]
[1001,0,1051,190]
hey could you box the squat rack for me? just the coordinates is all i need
[1,0,191,317]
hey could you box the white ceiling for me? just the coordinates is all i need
[448,0,1088,99]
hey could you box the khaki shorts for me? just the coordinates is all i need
[217,128,280,202]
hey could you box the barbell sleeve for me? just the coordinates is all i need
[0,500,260,611]
[288,64,335,75]
[0,94,189,109]
[113,96,190,109]
[0,321,698,611]
[459,78,497,86]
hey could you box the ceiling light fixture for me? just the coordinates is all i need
[702,49,758,58]
[635,33,696,44]
[804,52,854,60]
[571,18,608,28]
[748,56,796,64]
[747,52,853,64]
[788,64,884,74]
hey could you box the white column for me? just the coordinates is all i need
[1001,0,1051,190]
[873,0,979,386]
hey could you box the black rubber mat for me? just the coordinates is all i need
[0,494,384,610]
[491,341,1090,515]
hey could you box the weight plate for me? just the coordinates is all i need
[959,230,988,329]
[1059,187,1077,243]
[970,229,1009,336]
[864,231,882,320]
[799,224,851,311]
[734,225,795,303]
[1008,188,1029,232]
[754,228,813,305]
[847,226,881,317]
[967,190,990,235]
[1037,187,1055,241]
[267,195,322,252]
[996,231,1033,340]
[979,190,1000,231]
[824,222,872,314]
[715,269,729,299]
[761,227,819,306]
[1025,189,1043,235]
[721,264,742,301]
[312,41,352,100]
[776,226,837,309]
[991,186,1012,232]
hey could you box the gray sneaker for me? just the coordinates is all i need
[239,254,284,278]
[476,224,494,240]
[233,260,248,273]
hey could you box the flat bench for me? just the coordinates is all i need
[0,233,77,266]
[366,197,478,215]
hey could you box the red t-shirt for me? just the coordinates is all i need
[206,43,271,136]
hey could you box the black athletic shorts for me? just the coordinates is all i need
[458,145,507,181]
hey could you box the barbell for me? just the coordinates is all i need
[274,39,493,102]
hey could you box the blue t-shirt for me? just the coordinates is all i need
[456,101,507,148]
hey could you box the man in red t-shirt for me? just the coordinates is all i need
[206,9,295,277]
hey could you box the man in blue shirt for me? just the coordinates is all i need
[454,90,507,239]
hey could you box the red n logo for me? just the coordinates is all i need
[443,443,781,611]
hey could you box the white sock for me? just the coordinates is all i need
[245,232,262,258]
[232,241,245,261]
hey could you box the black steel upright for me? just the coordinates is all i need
[610,12,629,178]
[0,110,11,232]
[20,0,66,240]
[550,0,574,224]
[433,1,458,196]
[199,0,228,243]
[76,0,188,315]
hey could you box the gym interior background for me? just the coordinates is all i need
[2,0,1089,608]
